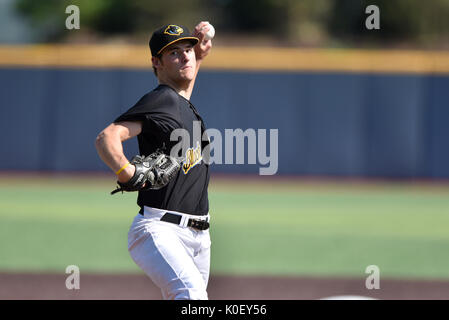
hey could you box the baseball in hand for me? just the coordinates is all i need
[203,23,215,41]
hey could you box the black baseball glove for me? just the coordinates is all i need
[111,150,181,195]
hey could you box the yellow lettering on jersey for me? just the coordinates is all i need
[182,141,202,174]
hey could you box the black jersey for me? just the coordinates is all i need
[114,84,210,216]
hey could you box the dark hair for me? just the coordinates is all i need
[152,53,162,77]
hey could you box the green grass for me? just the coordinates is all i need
[1,175,449,280]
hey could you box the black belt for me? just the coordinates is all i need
[139,209,209,231]
[160,213,210,231]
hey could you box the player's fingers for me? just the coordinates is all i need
[199,40,212,53]
[195,27,211,44]
[195,26,209,37]
[195,21,209,32]
[195,31,205,42]
[194,23,203,32]
[204,40,212,50]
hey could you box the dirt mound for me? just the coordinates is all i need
[1,272,448,300]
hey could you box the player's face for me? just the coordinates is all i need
[159,41,196,83]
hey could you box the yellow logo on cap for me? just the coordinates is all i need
[164,25,183,36]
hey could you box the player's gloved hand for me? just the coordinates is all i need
[111,150,181,195]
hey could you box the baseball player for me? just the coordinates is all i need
[95,22,213,300]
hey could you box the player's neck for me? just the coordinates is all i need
[158,78,193,100]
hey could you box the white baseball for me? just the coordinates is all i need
[204,23,215,41]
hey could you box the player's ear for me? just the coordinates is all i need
[152,55,163,71]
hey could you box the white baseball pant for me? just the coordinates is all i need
[127,206,211,300]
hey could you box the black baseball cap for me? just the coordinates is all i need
[149,24,199,57]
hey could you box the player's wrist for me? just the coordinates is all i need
[117,164,135,183]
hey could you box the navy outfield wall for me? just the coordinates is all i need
[0,67,448,178]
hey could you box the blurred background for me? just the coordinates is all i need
[0,0,449,300]
[2,0,449,49]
